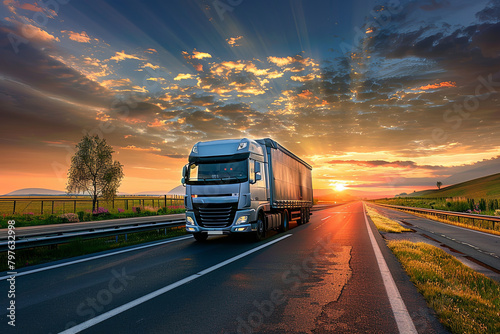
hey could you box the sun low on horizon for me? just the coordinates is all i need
[1,0,500,197]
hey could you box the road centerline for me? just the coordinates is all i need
[58,234,293,334]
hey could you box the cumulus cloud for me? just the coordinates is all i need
[174,73,195,81]
[109,50,146,62]
[62,30,92,43]
[226,36,243,47]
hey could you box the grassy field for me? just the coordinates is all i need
[388,240,500,334]
[407,173,500,199]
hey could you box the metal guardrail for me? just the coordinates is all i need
[0,219,185,251]
[375,203,500,229]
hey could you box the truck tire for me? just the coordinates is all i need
[254,212,266,241]
[279,210,289,232]
[305,208,310,223]
[193,232,208,242]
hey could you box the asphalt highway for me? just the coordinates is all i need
[0,202,448,333]
[371,203,500,276]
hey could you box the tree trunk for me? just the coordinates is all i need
[92,194,97,213]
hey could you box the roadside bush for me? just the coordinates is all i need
[92,207,110,216]
[77,211,85,221]
[59,213,79,223]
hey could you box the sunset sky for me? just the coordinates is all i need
[0,0,499,196]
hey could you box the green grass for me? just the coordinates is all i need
[408,173,500,199]
[365,205,411,233]
[0,207,186,228]
[388,241,500,334]
[0,227,188,271]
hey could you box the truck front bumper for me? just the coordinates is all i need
[185,209,256,234]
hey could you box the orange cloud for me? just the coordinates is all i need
[174,73,195,81]
[148,119,167,127]
[226,36,243,47]
[109,50,146,62]
[290,73,318,82]
[121,145,161,152]
[100,78,131,88]
[191,51,212,59]
[413,81,456,91]
[62,30,91,43]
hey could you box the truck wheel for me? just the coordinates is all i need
[254,213,266,241]
[193,233,208,242]
[279,210,289,232]
[305,208,310,223]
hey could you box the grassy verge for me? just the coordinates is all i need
[365,205,411,233]
[0,227,187,271]
[388,240,500,334]
[0,208,186,228]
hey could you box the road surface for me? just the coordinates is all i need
[371,203,500,278]
[0,202,448,333]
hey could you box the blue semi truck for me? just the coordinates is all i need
[181,138,313,241]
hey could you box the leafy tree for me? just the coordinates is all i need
[67,134,124,212]
[436,181,442,190]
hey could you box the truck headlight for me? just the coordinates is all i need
[235,216,248,225]
[186,216,195,225]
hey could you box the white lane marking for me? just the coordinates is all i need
[0,235,192,281]
[321,216,331,221]
[59,234,293,334]
[363,203,417,334]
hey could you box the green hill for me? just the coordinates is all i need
[408,173,500,199]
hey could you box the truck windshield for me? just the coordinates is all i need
[187,160,248,184]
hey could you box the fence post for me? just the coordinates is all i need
[112,199,115,209]
[142,199,144,207]
[164,195,167,208]
[97,200,99,210]
[12,200,16,214]
[126,199,128,210]
[74,200,77,213]
[41,200,43,215]
[51,201,54,214]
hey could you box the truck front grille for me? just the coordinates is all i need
[193,203,237,228]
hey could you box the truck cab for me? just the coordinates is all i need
[182,138,312,241]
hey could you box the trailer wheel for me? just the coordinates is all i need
[279,210,289,232]
[193,232,208,242]
[305,208,310,223]
[254,212,266,241]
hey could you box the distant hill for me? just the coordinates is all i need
[407,172,500,199]
[3,188,67,196]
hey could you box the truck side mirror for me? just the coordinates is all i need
[254,161,261,182]
[181,165,188,186]
[254,161,261,173]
